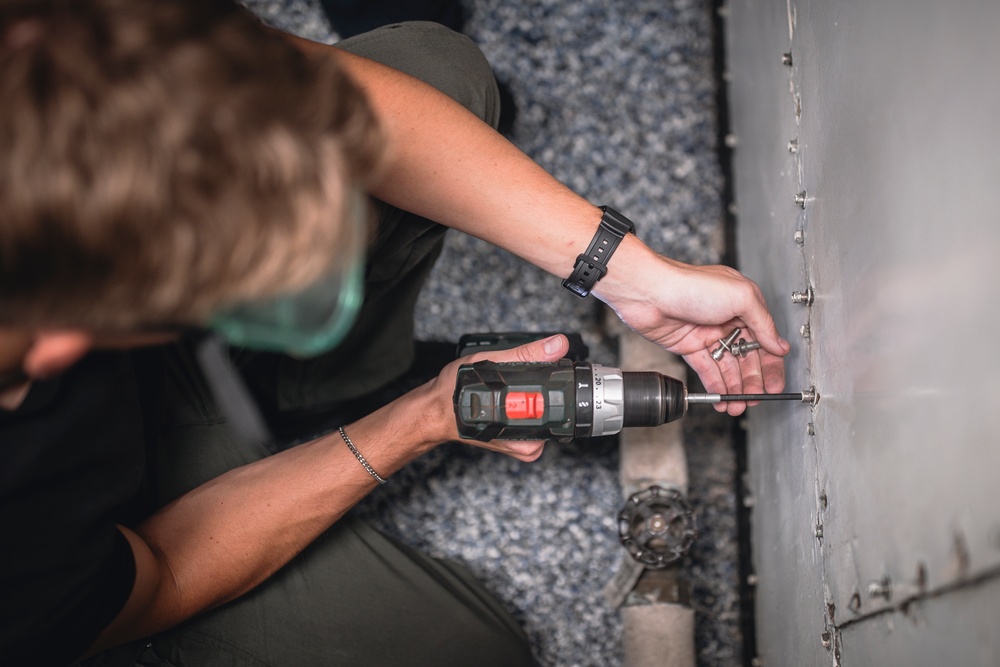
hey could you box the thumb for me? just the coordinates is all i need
[474,334,570,364]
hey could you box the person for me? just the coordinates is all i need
[0,0,790,665]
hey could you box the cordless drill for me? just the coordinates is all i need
[454,359,816,442]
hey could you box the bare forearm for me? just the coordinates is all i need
[279,35,606,279]
[92,386,443,650]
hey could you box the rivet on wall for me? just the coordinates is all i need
[867,576,892,601]
[791,286,814,305]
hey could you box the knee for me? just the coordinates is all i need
[339,21,501,129]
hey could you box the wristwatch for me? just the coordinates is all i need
[561,206,636,298]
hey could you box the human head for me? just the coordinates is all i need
[0,0,382,334]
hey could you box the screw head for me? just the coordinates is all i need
[867,577,892,601]
[793,229,804,245]
[807,422,816,436]
[791,286,814,305]
[802,386,820,406]
[800,324,811,338]
[788,139,799,154]
[794,191,807,208]
[782,52,793,66]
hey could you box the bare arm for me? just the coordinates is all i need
[290,37,790,410]
[84,335,569,655]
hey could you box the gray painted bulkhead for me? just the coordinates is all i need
[725,0,1000,664]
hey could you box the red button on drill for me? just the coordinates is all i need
[505,392,545,420]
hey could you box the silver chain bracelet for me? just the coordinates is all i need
[338,426,387,485]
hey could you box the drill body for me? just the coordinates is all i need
[454,359,687,442]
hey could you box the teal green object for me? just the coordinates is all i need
[210,260,364,357]
[209,189,368,357]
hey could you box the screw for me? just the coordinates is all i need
[794,191,807,208]
[815,520,824,539]
[821,631,832,649]
[793,229,804,245]
[782,52,793,66]
[868,576,892,601]
[788,139,799,154]
[800,324,811,338]
[791,286,814,305]
[807,422,816,436]
[711,327,742,361]
[731,338,762,357]
[802,386,820,406]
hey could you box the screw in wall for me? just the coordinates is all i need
[791,286,814,306]
[867,576,892,601]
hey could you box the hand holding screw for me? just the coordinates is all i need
[730,338,762,357]
[711,328,741,361]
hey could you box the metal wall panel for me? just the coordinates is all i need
[726,0,1000,664]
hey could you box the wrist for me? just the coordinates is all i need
[590,233,669,307]
[336,385,444,481]
[561,206,636,298]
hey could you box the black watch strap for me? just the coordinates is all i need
[562,206,636,298]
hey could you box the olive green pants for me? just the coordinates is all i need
[85,22,534,667]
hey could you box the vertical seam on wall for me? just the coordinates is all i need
[786,6,842,664]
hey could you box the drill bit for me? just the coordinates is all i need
[687,387,819,406]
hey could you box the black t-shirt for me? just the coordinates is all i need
[0,352,144,666]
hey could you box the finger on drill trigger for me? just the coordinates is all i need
[497,439,546,462]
